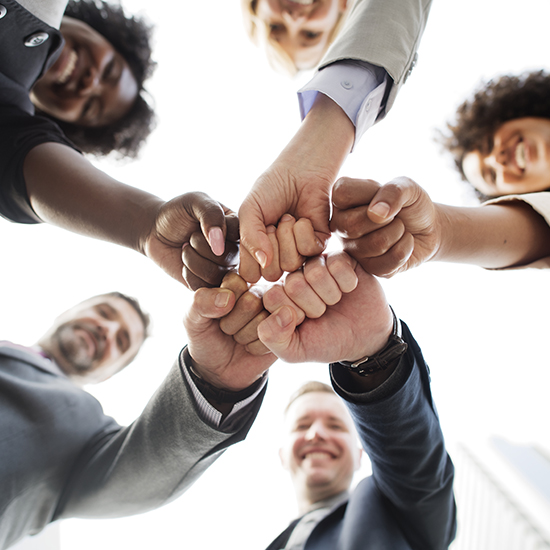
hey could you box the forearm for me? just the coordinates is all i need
[23,142,162,253]
[280,93,354,185]
[433,201,550,268]
[58,358,263,519]
[333,323,456,548]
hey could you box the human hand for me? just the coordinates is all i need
[184,273,275,392]
[143,192,239,289]
[262,251,358,322]
[330,177,441,277]
[259,259,392,364]
[238,94,354,283]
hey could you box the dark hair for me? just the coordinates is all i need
[42,0,157,159]
[439,70,550,196]
[101,291,151,340]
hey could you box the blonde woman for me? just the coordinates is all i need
[241,0,353,76]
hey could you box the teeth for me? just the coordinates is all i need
[516,141,526,170]
[57,50,78,84]
[304,452,331,459]
[288,0,315,4]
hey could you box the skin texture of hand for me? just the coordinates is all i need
[263,251,359,323]
[24,143,237,288]
[238,93,355,283]
[259,261,392,365]
[144,193,239,288]
[331,175,550,272]
[185,273,275,392]
[331,177,440,277]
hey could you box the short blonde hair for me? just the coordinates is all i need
[241,0,353,77]
[284,381,335,415]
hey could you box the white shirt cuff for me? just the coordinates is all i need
[298,61,389,150]
[181,350,268,429]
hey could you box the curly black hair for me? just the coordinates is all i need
[40,0,157,159]
[439,71,550,188]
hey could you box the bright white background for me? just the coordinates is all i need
[2,0,549,547]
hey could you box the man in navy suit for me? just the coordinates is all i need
[257,258,457,550]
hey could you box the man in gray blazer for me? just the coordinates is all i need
[1,287,273,549]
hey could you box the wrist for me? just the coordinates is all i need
[430,204,453,263]
[281,93,354,184]
[337,307,407,377]
[184,348,265,413]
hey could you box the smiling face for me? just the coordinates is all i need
[30,16,138,127]
[39,295,145,386]
[279,391,361,509]
[255,0,348,70]
[462,117,550,197]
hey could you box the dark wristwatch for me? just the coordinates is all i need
[337,306,408,376]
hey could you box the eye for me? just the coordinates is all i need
[483,166,497,185]
[117,332,129,353]
[81,97,100,122]
[103,58,116,82]
[303,30,321,39]
[482,134,495,156]
[269,23,284,33]
[96,304,114,320]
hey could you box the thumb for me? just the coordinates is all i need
[238,201,275,283]
[184,287,236,333]
[187,193,229,256]
[257,305,299,361]
[367,177,420,224]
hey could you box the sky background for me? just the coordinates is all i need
[3,0,550,547]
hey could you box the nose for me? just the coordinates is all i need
[485,144,507,169]
[78,66,101,97]
[97,319,120,347]
[282,8,307,22]
[305,420,327,442]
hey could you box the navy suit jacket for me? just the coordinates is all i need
[266,322,456,550]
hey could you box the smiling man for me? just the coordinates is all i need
[35,292,147,386]
[279,382,362,516]
[255,256,456,550]
[0,285,272,549]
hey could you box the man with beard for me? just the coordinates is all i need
[0,288,272,548]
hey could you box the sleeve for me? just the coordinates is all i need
[317,0,433,118]
[0,106,80,224]
[483,192,550,269]
[54,353,266,520]
[330,321,457,550]
[180,345,268,431]
[298,61,389,147]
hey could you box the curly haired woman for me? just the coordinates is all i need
[1,0,236,289]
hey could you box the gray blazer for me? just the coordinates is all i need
[320,0,433,116]
[0,344,263,549]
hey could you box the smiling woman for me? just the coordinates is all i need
[241,0,352,75]
[33,0,156,158]
[440,70,550,200]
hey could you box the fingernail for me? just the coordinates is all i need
[255,250,267,269]
[215,290,231,308]
[369,202,390,219]
[208,227,225,256]
[267,225,276,234]
[276,306,293,328]
[281,214,294,223]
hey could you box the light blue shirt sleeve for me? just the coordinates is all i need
[298,61,389,149]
